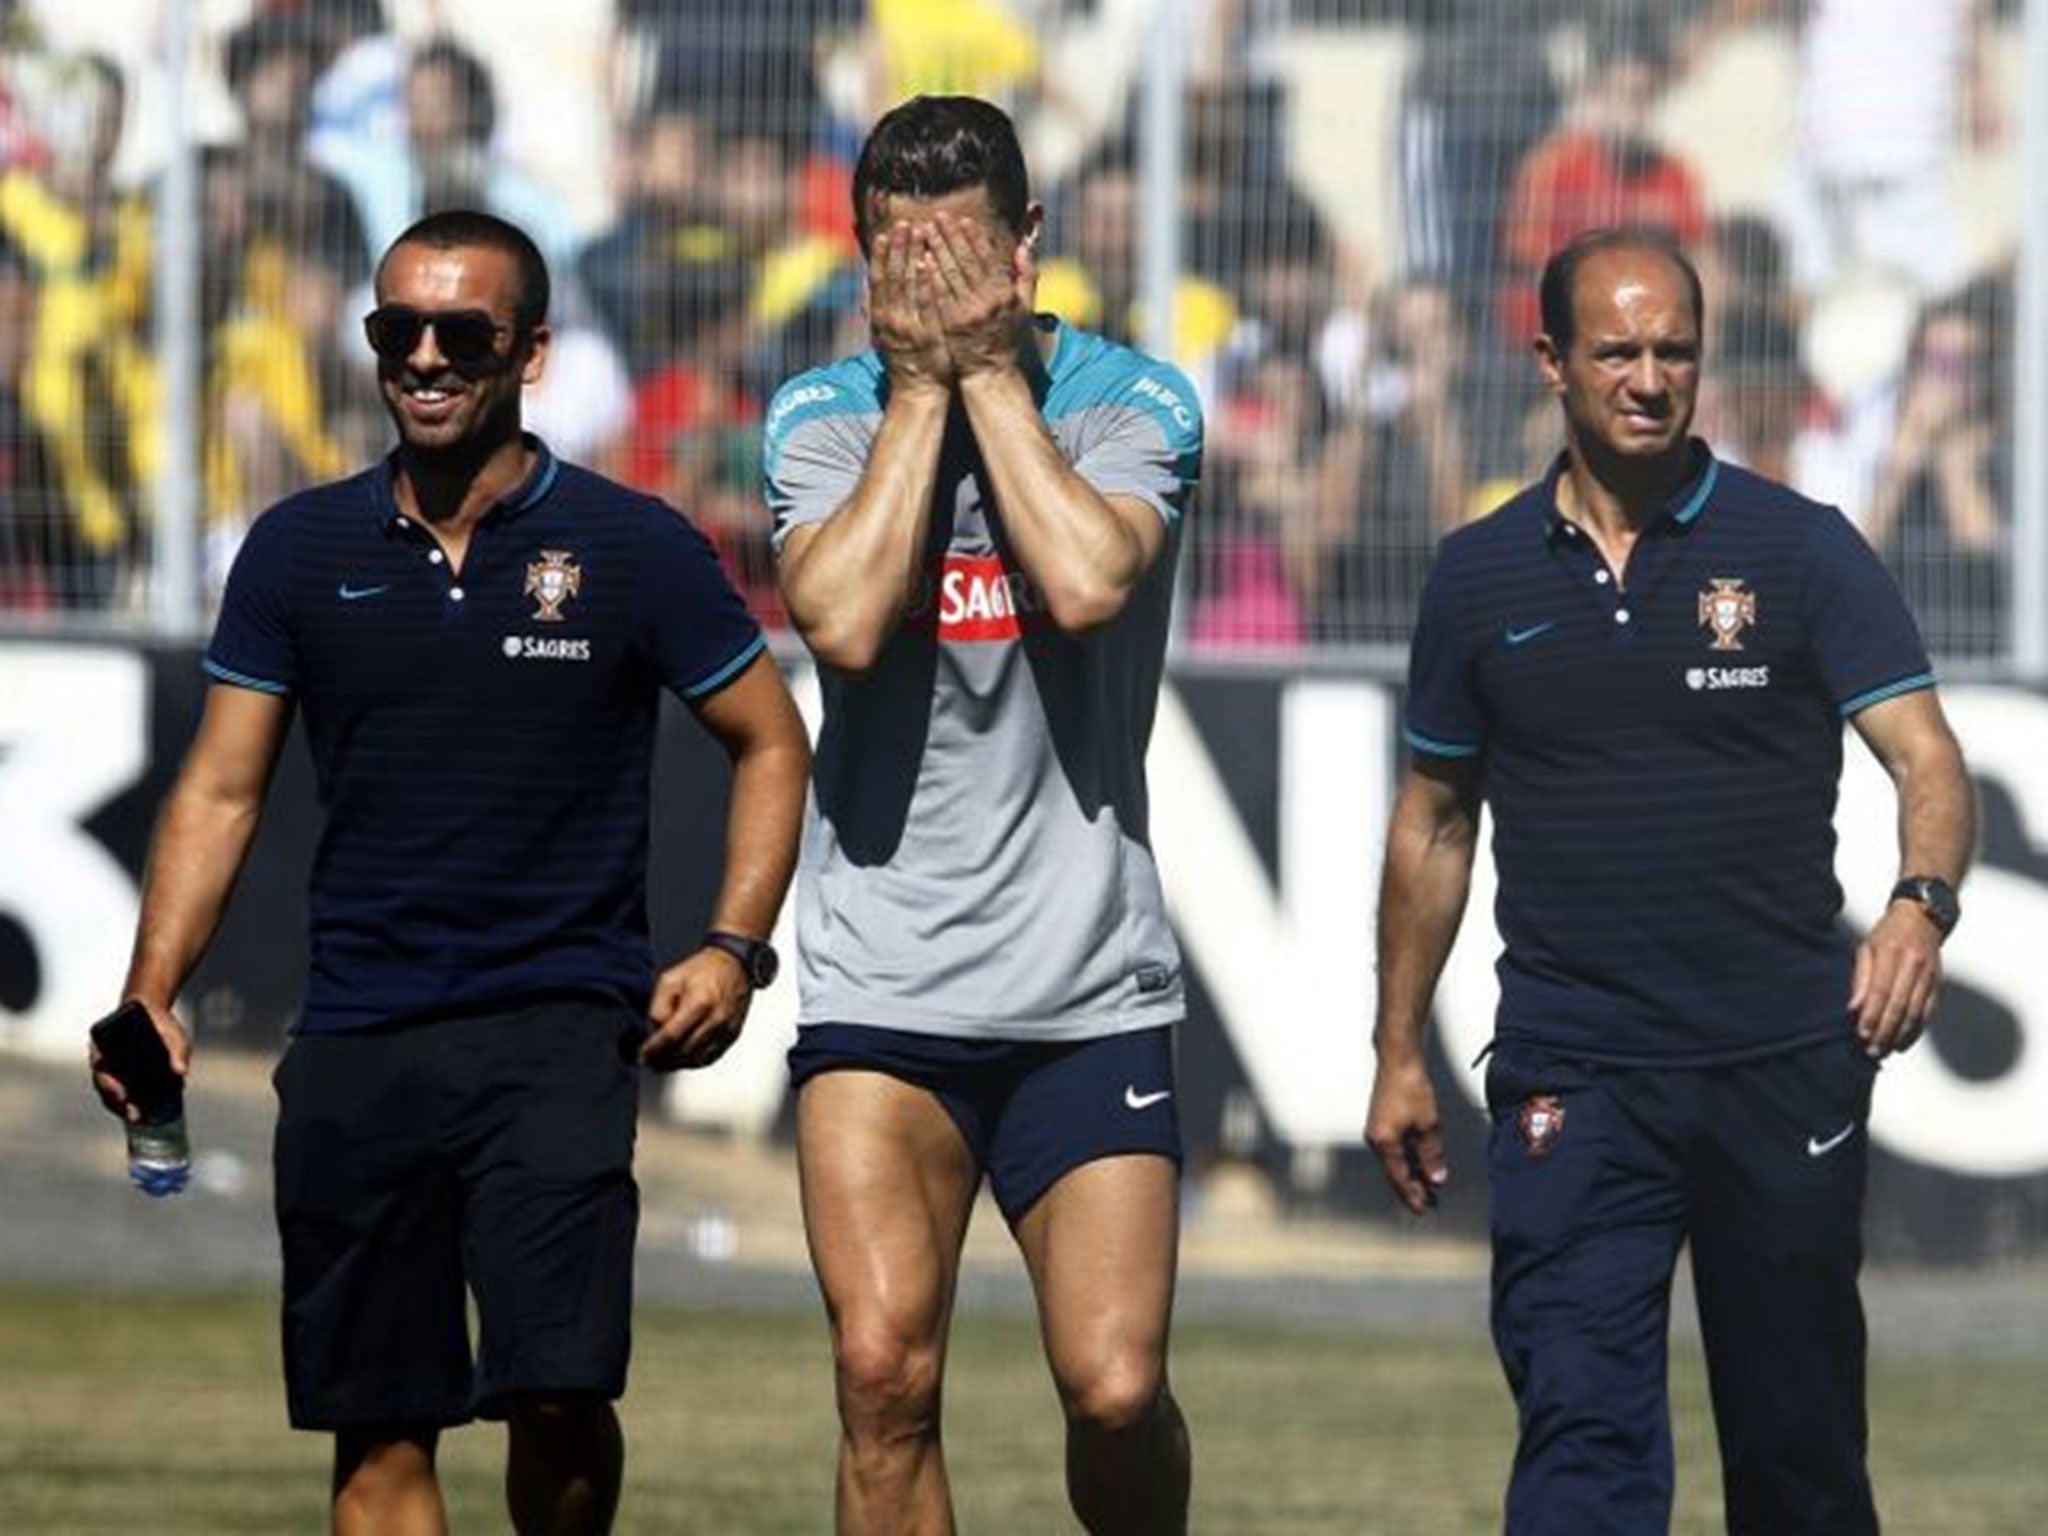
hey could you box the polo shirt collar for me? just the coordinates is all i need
[372,433,560,534]
[1541,438,1718,546]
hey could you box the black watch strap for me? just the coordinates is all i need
[702,930,779,989]
[1889,876,1960,938]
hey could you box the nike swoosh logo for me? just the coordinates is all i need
[338,583,389,601]
[1807,1124,1857,1157]
[1504,621,1556,646]
[1124,1086,1172,1110]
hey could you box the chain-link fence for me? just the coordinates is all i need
[0,0,2033,672]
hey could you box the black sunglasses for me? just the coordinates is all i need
[363,305,516,368]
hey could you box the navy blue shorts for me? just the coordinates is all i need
[787,1024,1183,1223]
[272,993,642,1430]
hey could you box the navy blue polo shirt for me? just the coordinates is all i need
[1405,443,1934,1065]
[206,437,765,1033]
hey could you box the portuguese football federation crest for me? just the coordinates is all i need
[525,550,581,623]
[1516,1094,1567,1158]
[1697,577,1756,651]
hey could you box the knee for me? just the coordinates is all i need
[833,1323,944,1445]
[1060,1353,1167,1437]
[334,1429,437,1507]
[504,1394,619,1447]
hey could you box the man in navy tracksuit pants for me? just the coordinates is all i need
[1365,227,1976,1534]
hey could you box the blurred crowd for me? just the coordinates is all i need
[0,0,2019,660]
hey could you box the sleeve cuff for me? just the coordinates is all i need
[676,633,767,700]
[1838,671,1936,718]
[1404,726,1481,759]
[203,656,292,696]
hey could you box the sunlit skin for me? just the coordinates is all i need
[1535,245,1703,534]
[862,184,1046,387]
[373,242,545,457]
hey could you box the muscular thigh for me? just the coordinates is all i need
[1013,1154,1180,1392]
[796,1069,982,1340]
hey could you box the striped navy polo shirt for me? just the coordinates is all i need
[1405,443,1934,1065]
[206,437,764,1033]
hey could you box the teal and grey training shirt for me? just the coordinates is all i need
[764,318,1204,1041]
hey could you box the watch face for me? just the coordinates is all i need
[1897,878,1959,933]
[750,945,780,989]
[1924,883,1960,930]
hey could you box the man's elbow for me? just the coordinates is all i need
[1039,572,1136,634]
[791,610,888,675]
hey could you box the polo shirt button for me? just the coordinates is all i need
[1595,570,1611,585]
[1614,608,1631,624]
[429,549,444,564]
[450,587,466,602]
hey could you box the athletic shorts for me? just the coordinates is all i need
[272,993,642,1430]
[787,1023,1182,1224]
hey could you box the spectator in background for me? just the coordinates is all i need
[1036,139,1239,388]
[1784,0,1997,298]
[1189,350,1317,649]
[1499,9,1707,347]
[1863,278,2009,656]
[321,37,583,278]
[580,105,725,379]
[306,0,404,171]
[608,259,783,624]
[1315,278,1476,644]
[1692,215,1819,487]
[204,189,382,595]
[221,10,371,296]
[1190,188,1369,650]
[1706,300,1813,487]
[1399,0,1561,314]
[0,51,154,608]
[0,231,68,609]
[1699,213,1798,342]
[709,112,860,400]
[1223,185,1367,418]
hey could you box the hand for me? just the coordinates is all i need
[641,948,753,1071]
[88,999,190,1125]
[1850,901,1944,1058]
[923,210,1031,379]
[867,225,953,395]
[1364,1055,1449,1215]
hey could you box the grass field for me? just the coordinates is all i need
[2,1286,2043,1533]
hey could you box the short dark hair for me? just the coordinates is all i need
[379,209,550,333]
[1538,226,1704,352]
[851,95,1029,257]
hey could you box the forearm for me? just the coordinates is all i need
[123,783,266,1007]
[957,363,1152,630]
[703,729,810,944]
[779,385,949,670]
[1374,813,1477,1068]
[1894,730,1975,886]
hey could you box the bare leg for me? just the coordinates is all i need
[798,1071,981,1536]
[1013,1155,1189,1536]
[505,1394,623,1535]
[332,1426,446,1536]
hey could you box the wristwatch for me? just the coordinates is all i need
[1888,876,1960,939]
[701,930,780,989]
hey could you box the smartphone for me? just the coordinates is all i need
[89,1001,181,1120]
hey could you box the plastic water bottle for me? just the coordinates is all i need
[126,1094,191,1197]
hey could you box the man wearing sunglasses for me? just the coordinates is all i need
[97,209,811,1534]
